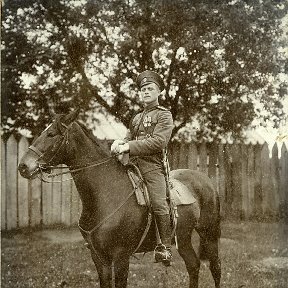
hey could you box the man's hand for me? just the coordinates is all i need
[117,143,129,154]
[111,139,125,152]
[111,140,129,155]
[111,139,125,155]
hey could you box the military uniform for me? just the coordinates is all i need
[111,70,173,265]
[125,104,173,214]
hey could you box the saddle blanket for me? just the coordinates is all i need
[132,175,196,207]
[169,178,197,206]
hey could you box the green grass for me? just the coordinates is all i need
[1,222,288,287]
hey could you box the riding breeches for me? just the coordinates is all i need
[142,169,169,215]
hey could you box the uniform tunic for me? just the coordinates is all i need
[125,103,173,215]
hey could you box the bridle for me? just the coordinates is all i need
[29,122,69,163]
[28,121,113,183]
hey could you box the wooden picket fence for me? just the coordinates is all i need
[168,141,288,221]
[1,135,288,230]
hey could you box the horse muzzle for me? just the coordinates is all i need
[18,162,40,179]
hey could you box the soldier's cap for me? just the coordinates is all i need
[136,70,165,91]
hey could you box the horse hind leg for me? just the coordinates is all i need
[199,237,221,288]
[197,187,221,287]
[177,233,200,288]
[207,240,221,288]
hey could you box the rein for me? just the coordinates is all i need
[37,157,113,183]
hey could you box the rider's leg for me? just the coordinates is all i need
[144,169,172,265]
[154,214,172,262]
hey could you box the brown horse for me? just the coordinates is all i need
[18,110,221,288]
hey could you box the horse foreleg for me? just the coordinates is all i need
[114,256,130,288]
[91,251,113,288]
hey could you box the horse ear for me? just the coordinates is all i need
[63,108,80,124]
[49,106,56,118]
[49,110,56,119]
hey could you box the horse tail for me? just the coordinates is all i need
[198,188,221,260]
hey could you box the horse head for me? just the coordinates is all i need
[18,109,80,179]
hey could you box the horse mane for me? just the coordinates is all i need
[75,121,110,157]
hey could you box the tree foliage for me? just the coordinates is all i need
[2,0,287,140]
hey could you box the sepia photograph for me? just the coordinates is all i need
[1,0,288,287]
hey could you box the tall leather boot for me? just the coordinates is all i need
[154,214,172,266]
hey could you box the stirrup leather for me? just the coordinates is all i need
[154,243,172,266]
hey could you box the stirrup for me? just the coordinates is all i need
[154,243,172,267]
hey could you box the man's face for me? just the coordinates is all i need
[140,82,160,105]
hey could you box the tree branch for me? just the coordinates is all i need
[77,67,129,125]
[171,118,189,138]
[95,17,135,80]
[165,46,179,106]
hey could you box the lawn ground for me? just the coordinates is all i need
[1,221,288,287]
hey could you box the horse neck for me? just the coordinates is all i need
[66,124,131,229]
[65,123,108,166]
[74,160,131,230]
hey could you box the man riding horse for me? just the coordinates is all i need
[111,70,174,265]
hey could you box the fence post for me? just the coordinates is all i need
[188,142,198,170]
[241,144,249,219]
[199,142,207,174]
[218,143,226,217]
[254,144,263,218]
[52,175,62,224]
[231,144,242,218]
[271,143,280,216]
[224,144,233,218]
[261,143,274,217]
[247,144,255,219]
[71,181,80,225]
[30,177,42,227]
[208,142,218,190]
[18,137,29,227]
[280,143,288,221]
[178,142,188,168]
[61,170,72,226]
[42,181,53,226]
[170,141,180,170]
[78,195,83,222]
[6,135,18,229]
[1,138,7,230]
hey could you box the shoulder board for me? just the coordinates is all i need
[157,105,169,111]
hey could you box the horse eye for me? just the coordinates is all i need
[47,129,57,137]
[47,131,53,137]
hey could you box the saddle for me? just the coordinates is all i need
[126,164,196,208]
